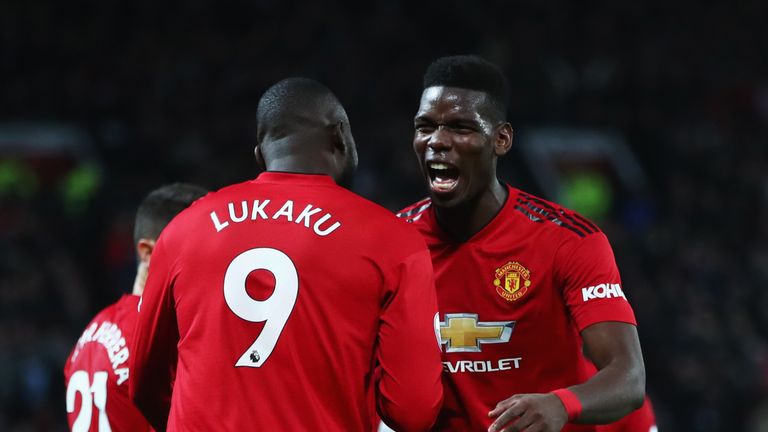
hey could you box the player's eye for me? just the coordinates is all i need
[415,124,435,134]
[449,125,477,134]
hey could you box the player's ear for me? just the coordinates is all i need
[254,145,266,170]
[136,239,156,265]
[493,123,513,157]
[331,121,347,154]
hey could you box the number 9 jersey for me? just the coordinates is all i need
[130,172,444,432]
[64,294,153,432]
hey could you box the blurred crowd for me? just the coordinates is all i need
[1,0,767,430]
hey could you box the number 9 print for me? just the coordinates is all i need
[223,248,299,368]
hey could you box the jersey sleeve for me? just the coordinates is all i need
[376,248,443,432]
[129,233,180,431]
[557,232,637,331]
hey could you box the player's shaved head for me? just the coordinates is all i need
[133,183,208,244]
[254,77,358,185]
[257,77,347,143]
[423,55,509,123]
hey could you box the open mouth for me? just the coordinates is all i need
[427,162,460,193]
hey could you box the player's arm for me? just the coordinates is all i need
[562,231,646,423]
[489,232,645,432]
[488,324,644,432]
[571,321,645,422]
[376,248,444,432]
[129,234,179,432]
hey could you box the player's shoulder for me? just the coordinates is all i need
[113,294,141,317]
[337,187,424,236]
[65,295,137,372]
[512,188,603,240]
[323,188,431,261]
[88,295,139,327]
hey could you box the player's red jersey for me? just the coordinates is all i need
[64,294,152,432]
[130,172,443,432]
[398,185,637,432]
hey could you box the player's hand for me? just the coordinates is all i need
[487,393,568,432]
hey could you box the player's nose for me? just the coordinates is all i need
[427,126,452,152]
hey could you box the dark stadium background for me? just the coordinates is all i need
[2,1,767,430]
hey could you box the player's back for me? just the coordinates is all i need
[65,294,152,432]
[134,172,442,431]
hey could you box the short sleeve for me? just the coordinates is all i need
[556,232,636,331]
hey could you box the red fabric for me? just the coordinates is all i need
[64,294,153,432]
[553,388,583,421]
[130,172,443,432]
[399,185,637,432]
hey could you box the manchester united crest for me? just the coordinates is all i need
[493,261,532,302]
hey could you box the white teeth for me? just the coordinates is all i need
[431,177,458,192]
[427,162,459,193]
[428,162,451,170]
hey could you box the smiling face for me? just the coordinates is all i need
[413,86,512,208]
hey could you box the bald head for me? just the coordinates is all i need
[254,77,358,184]
[257,78,347,142]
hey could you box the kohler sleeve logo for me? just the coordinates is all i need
[581,283,626,302]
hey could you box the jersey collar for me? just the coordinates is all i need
[429,184,521,245]
[255,171,337,185]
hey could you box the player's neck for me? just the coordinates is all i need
[132,261,149,296]
[435,181,508,242]
[265,154,337,179]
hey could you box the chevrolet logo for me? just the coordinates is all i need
[440,313,515,353]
